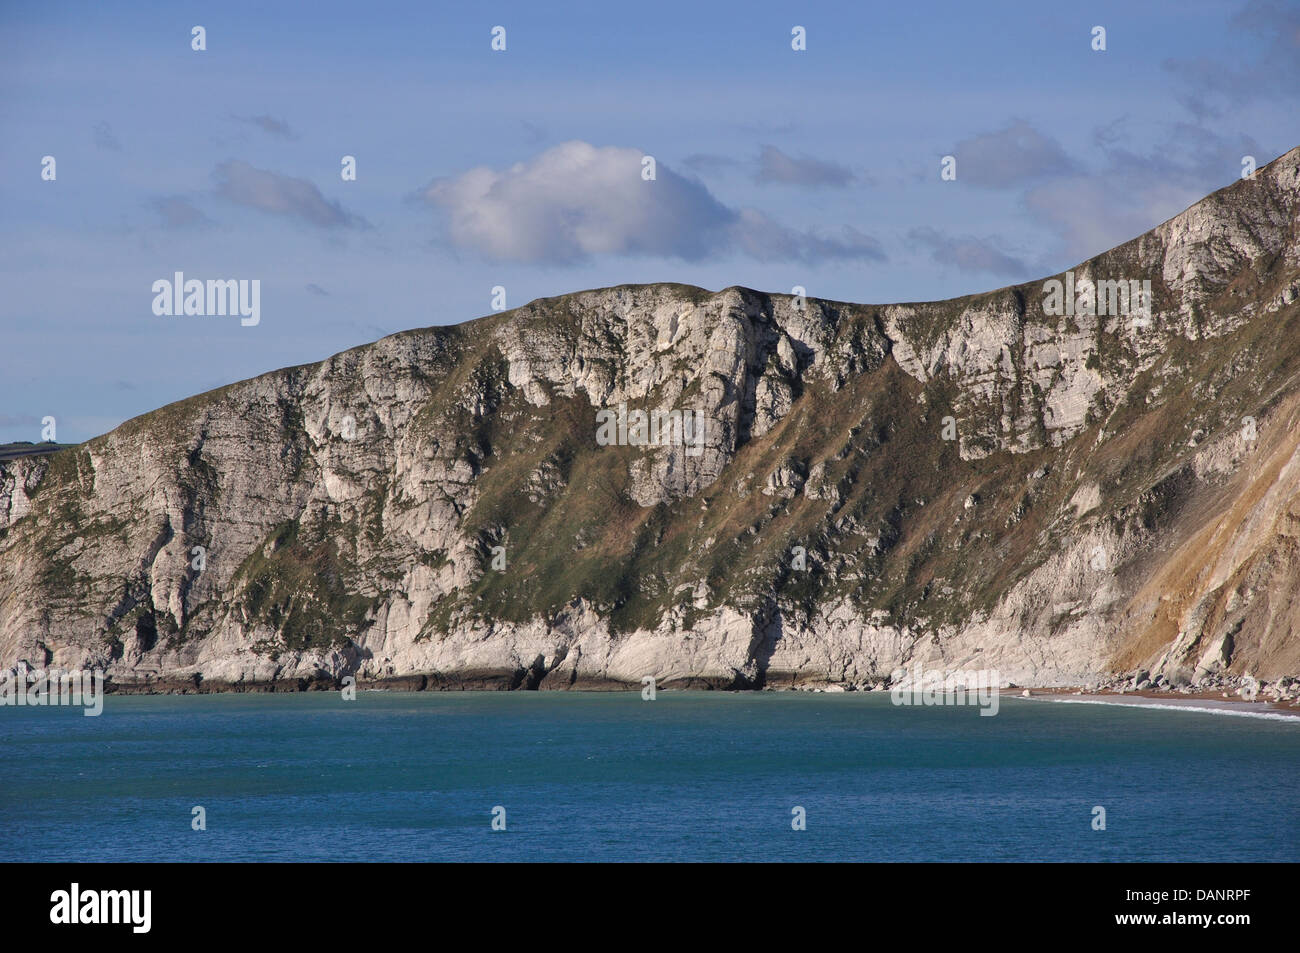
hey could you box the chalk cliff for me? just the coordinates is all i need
[3,147,1300,696]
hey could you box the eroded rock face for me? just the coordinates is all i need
[3,147,1300,692]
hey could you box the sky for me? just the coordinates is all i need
[2,0,1298,443]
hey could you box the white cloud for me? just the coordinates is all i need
[419,141,884,265]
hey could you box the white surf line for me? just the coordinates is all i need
[1013,694,1300,724]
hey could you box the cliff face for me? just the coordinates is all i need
[3,147,1300,693]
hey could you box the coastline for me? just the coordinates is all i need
[81,672,1300,716]
[94,670,741,695]
[1019,689,1300,720]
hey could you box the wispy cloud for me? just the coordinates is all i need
[148,196,214,229]
[418,141,884,265]
[231,114,296,138]
[681,152,742,176]
[734,210,884,263]
[908,227,1028,277]
[754,145,855,188]
[1163,0,1300,119]
[213,160,368,229]
[92,121,121,152]
[520,120,548,144]
[950,120,1077,188]
[1024,122,1263,260]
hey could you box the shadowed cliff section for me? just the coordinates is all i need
[2,147,1300,694]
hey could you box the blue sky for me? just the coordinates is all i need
[3,0,1298,443]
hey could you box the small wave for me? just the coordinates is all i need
[1026,696,1300,724]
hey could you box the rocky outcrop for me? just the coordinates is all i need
[3,148,1300,693]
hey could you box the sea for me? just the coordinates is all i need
[2,690,1297,862]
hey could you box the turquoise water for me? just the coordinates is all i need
[2,691,1297,862]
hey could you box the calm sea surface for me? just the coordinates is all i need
[2,691,1297,862]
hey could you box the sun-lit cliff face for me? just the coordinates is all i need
[3,147,1299,695]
